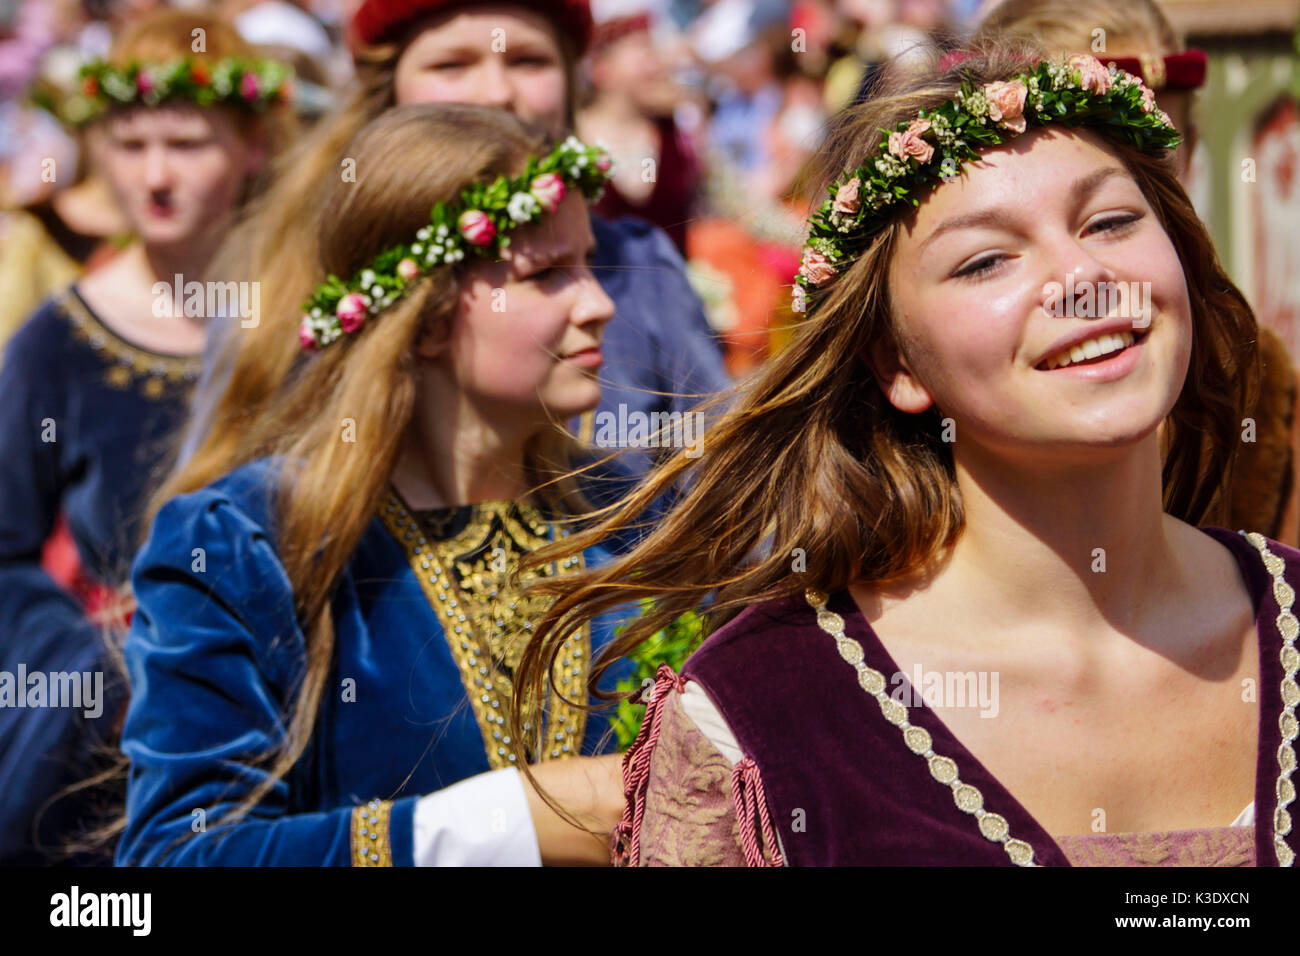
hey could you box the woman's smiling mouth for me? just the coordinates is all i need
[1036,326,1150,379]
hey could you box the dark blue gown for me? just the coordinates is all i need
[0,287,200,863]
[116,456,639,865]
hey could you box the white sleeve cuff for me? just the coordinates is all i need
[413,767,542,866]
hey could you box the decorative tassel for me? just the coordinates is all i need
[731,756,785,867]
[610,663,685,865]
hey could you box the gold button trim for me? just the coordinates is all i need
[350,799,393,866]
[378,492,590,768]
[805,588,1036,866]
[1243,531,1298,866]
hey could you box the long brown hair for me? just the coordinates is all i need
[509,43,1261,760]
[167,4,581,508]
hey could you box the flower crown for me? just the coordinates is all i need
[65,57,291,126]
[792,54,1181,315]
[298,135,613,352]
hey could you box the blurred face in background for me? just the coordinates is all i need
[393,5,568,130]
[588,28,676,114]
[97,103,261,249]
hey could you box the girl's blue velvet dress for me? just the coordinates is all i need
[115,455,639,866]
[0,288,199,863]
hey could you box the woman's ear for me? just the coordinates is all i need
[862,328,934,414]
[414,315,449,359]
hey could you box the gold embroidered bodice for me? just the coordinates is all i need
[379,491,590,769]
[60,287,201,400]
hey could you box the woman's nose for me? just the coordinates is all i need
[572,270,615,328]
[1041,258,1121,320]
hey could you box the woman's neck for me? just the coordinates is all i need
[75,241,210,354]
[390,388,540,510]
[934,431,1194,636]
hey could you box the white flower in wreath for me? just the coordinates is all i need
[507,191,540,223]
[875,154,907,179]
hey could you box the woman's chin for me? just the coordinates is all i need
[543,388,602,422]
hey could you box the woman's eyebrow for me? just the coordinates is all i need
[918,166,1129,252]
[418,43,480,58]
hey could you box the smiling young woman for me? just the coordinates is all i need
[510,43,1297,867]
[969,0,1300,551]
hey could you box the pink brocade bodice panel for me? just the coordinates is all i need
[1053,829,1255,866]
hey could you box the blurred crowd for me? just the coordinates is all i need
[1,0,1000,377]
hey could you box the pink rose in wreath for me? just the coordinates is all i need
[888,119,934,164]
[983,80,1028,133]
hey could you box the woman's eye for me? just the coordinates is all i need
[511,54,555,67]
[954,254,1006,280]
[427,61,467,72]
[1085,213,1141,236]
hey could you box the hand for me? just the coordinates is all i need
[521,752,625,866]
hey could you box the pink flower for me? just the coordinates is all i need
[983,79,1028,134]
[397,258,420,282]
[595,154,612,173]
[1157,109,1174,129]
[458,209,496,246]
[240,72,260,101]
[336,293,368,333]
[298,316,318,351]
[888,119,933,164]
[530,173,567,213]
[1139,85,1156,114]
[798,248,837,286]
[135,70,153,95]
[791,284,808,313]
[833,177,862,215]
[1068,54,1112,94]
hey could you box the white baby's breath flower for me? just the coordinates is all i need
[507,191,539,223]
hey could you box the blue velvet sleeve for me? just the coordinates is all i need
[115,485,418,866]
[637,220,732,414]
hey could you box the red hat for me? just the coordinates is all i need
[589,13,650,55]
[349,0,595,55]
[938,48,1206,91]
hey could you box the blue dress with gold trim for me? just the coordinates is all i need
[0,287,199,863]
[115,455,639,866]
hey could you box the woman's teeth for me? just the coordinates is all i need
[1042,329,1138,370]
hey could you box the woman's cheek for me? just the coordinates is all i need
[517,73,567,123]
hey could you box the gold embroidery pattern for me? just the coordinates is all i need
[1241,531,1298,867]
[379,492,591,769]
[58,290,200,400]
[805,588,1037,866]
[350,799,393,866]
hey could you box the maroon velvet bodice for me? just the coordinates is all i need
[681,526,1299,866]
